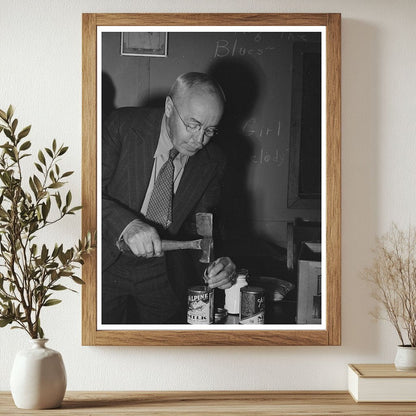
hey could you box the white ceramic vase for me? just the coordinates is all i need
[394,345,416,371]
[10,338,67,409]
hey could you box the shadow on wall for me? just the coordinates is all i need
[208,57,286,276]
[142,95,166,108]
[209,56,260,229]
[102,71,116,122]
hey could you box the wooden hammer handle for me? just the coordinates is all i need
[161,239,202,251]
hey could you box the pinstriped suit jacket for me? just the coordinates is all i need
[101,107,226,272]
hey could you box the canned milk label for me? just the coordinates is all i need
[239,286,265,324]
[187,286,214,324]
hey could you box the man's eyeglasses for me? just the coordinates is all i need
[169,96,219,138]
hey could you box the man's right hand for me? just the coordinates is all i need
[120,219,163,258]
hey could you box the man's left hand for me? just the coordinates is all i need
[204,257,236,290]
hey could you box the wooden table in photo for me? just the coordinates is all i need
[1,391,416,415]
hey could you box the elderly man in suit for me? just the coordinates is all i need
[102,72,236,324]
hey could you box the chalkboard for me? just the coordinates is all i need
[102,30,322,274]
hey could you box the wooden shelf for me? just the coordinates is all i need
[1,391,416,415]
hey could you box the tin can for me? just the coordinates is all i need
[187,286,214,324]
[239,286,265,324]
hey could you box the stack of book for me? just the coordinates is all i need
[348,364,416,402]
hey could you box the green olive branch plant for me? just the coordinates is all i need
[0,105,94,339]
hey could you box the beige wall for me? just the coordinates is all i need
[1,0,416,391]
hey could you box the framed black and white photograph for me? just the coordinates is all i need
[82,13,341,346]
[121,32,168,57]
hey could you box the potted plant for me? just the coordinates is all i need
[0,105,94,408]
[363,223,416,370]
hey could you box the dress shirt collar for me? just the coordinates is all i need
[154,115,175,158]
[154,115,189,166]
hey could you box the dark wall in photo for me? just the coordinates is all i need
[101,31,321,280]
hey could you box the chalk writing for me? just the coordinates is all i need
[214,39,275,58]
[254,33,262,42]
[243,118,281,138]
[279,32,308,41]
[251,147,288,166]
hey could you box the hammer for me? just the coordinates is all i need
[119,212,214,263]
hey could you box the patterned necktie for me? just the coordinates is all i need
[146,147,179,229]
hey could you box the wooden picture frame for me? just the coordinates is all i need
[82,13,341,346]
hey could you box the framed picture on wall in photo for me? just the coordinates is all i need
[82,13,341,346]
[120,32,168,57]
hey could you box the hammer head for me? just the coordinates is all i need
[196,212,214,263]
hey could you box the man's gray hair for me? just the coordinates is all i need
[169,72,226,103]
